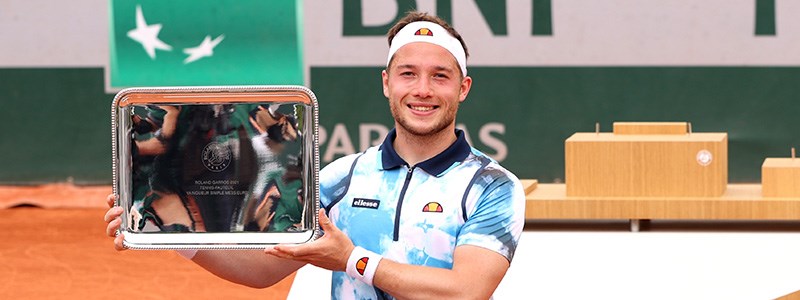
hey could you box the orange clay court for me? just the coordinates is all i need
[0,184,294,299]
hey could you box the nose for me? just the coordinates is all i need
[412,77,433,98]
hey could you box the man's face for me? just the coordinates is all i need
[382,42,471,137]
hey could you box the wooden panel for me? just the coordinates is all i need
[527,183,800,220]
[777,289,800,300]
[520,179,538,195]
[613,122,688,135]
[762,158,800,197]
[565,132,728,197]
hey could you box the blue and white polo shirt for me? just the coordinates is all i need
[320,129,526,299]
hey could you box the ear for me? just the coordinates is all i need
[381,69,390,98]
[458,75,472,103]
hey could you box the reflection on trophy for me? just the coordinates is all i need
[113,86,319,249]
[237,104,303,232]
[127,103,305,234]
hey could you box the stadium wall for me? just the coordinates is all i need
[1,0,798,184]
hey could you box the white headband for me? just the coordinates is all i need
[386,21,467,76]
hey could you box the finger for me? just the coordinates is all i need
[114,234,127,251]
[275,242,319,260]
[106,217,122,237]
[264,245,296,260]
[104,206,123,223]
[106,194,117,208]
[318,210,334,231]
[263,246,278,256]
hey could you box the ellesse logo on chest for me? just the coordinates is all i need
[352,198,380,209]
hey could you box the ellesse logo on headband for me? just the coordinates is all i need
[415,28,433,36]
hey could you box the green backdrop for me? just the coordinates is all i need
[2,66,796,184]
[311,66,800,183]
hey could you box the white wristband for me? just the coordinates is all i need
[345,246,383,286]
[175,249,198,260]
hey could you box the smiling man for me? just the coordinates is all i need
[105,11,526,300]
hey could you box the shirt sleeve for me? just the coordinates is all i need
[456,168,527,262]
[318,152,362,210]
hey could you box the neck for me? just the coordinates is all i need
[392,125,457,166]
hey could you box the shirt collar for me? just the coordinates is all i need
[380,128,471,176]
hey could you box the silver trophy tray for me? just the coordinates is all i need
[111,86,319,249]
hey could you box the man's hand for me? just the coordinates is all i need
[264,210,354,272]
[103,193,127,251]
[102,195,305,289]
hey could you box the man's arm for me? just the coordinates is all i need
[374,245,509,300]
[267,210,510,299]
[192,250,306,288]
[371,174,523,299]
[103,194,305,288]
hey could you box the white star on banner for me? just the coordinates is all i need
[127,5,172,59]
[183,35,225,64]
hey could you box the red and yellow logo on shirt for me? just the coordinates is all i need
[422,202,443,213]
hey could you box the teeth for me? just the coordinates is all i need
[410,105,434,111]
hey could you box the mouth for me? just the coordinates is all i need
[408,104,438,112]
